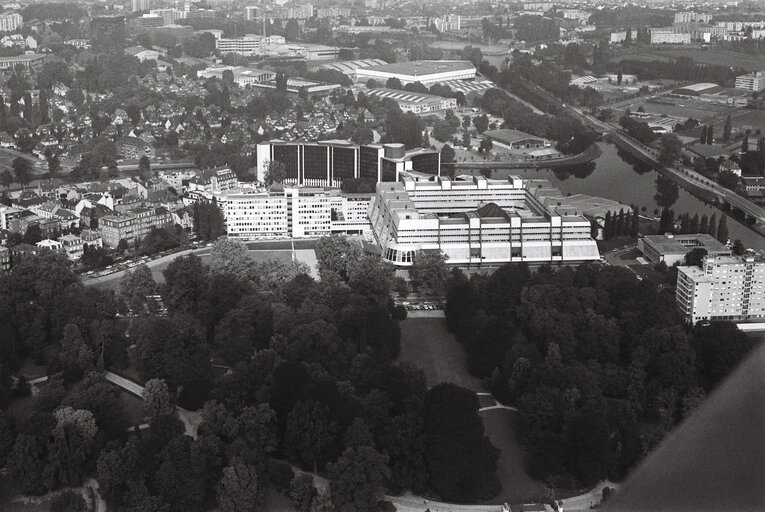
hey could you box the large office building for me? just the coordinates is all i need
[224,187,371,239]
[256,140,440,187]
[735,71,765,92]
[368,174,600,267]
[676,255,765,323]
[355,60,476,85]
[0,13,23,32]
[132,0,150,12]
[365,88,457,115]
[91,16,126,53]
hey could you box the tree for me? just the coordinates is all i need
[717,215,729,243]
[723,114,732,142]
[409,250,449,296]
[7,433,49,494]
[290,474,317,512]
[700,126,707,144]
[707,125,713,144]
[421,383,499,502]
[327,445,390,512]
[59,323,94,383]
[440,143,455,166]
[126,102,141,125]
[46,407,98,487]
[683,248,707,267]
[12,156,32,188]
[732,239,745,255]
[119,264,158,314]
[473,114,489,134]
[315,235,363,281]
[217,457,263,512]
[0,169,12,190]
[285,19,301,41]
[284,400,336,472]
[658,133,682,166]
[138,155,151,179]
[46,151,61,176]
[143,379,173,421]
[265,160,287,185]
[479,138,493,154]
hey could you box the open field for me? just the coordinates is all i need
[397,318,544,504]
[638,97,732,122]
[613,48,765,72]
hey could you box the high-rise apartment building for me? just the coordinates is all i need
[0,13,23,32]
[132,0,150,12]
[676,255,765,323]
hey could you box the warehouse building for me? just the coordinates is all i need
[354,60,476,85]
[365,88,457,114]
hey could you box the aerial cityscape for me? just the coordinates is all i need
[0,0,764,511]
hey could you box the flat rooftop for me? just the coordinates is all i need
[485,129,546,144]
[644,233,730,255]
[358,60,475,77]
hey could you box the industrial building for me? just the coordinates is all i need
[365,88,457,114]
[197,66,275,86]
[676,254,765,323]
[639,234,731,266]
[354,60,476,85]
[368,173,600,267]
[255,140,440,187]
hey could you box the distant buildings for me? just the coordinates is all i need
[365,88,457,115]
[99,206,173,247]
[674,12,713,24]
[0,13,23,32]
[0,53,45,72]
[91,16,126,53]
[735,71,765,92]
[431,14,461,32]
[132,0,150,12]
[368,174,600,267]
[484,129,551,151]
[650,29,691,44]
[677,255,765,323]
[197,65,276,86]
[354,60,476,85]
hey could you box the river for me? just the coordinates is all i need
[466,142,765,252]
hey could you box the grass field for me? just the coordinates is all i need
[638,97,732,123]
[397,318,544,504]
[613,48,765,72]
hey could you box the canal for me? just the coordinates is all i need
[466,142,765,252]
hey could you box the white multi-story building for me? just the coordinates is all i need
[316,7,350,18]
[215,35,286,54]
[676,255,765,323]
[650,29,691,44]
[132,0,150,12]
[432,14,461,32]
[224,187,371,239]
[674,12,713,24]
[0,13,23,32]
[735,71,765,92]
[368,174,600,267]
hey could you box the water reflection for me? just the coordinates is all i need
[617,147,654,175]
[552,161,596,181]
[654,175,680,209]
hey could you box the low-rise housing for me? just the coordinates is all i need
[639,233,731,266]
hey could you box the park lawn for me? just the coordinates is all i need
[397,317,482,392]
[479,409,546,505]
[398,318,545,504]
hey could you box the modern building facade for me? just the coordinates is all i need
[676,255,765,323]
[256,140,440,187]
[368,174,600,267]
[735,71,765,92]
[224,187,371,239]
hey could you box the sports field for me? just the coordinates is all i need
[613,48,765,72]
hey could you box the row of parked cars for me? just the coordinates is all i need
[400,302,446,311]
